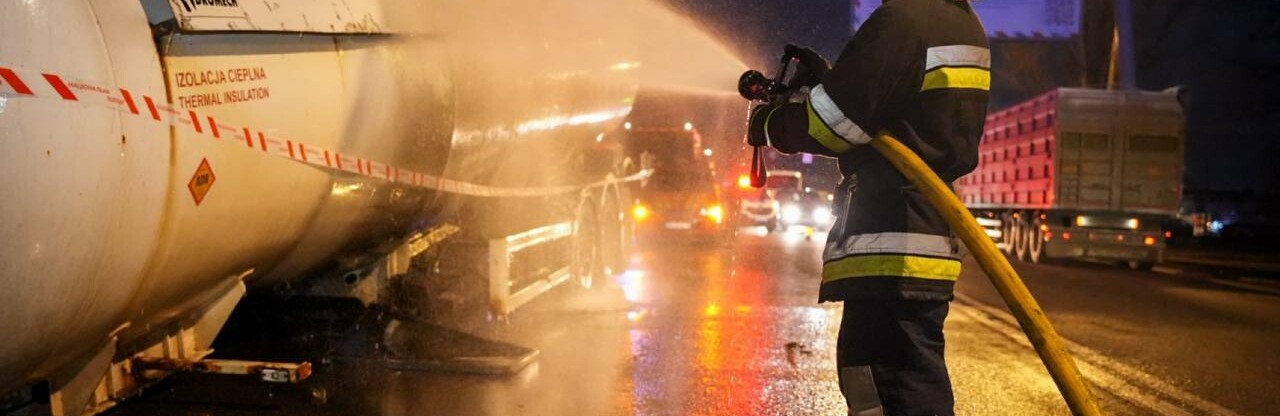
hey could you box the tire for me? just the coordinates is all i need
[1014,219,1029,262]
[1027,221,1048,264]
[1001,217,1017,256]
[598,190,628,276]
[573,200,601,289]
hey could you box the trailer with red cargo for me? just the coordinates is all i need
[956,88,1185,269]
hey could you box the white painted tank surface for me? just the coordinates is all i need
[0,0,745,397]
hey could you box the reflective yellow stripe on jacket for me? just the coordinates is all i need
[822,254,962,283]
[805,100,853,153]
[806,85,874,152]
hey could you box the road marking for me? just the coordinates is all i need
[954,293,1241,416]
[1207,278,1280,296]
[1153,266,1280,296]
[1165,255,1280,274]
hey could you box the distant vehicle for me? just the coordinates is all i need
[626,126,725,234]
[730,170,832,234]
[777,188,835,232]
[732,173,781,232]
[956,88,1184,269]
[765,170,834,231]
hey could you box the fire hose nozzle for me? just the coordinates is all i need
[738,70,781,102]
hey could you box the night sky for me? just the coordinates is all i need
[661,0,1280,192]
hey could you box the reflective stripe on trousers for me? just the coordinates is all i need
[822,232,962,283]
[822,254,961,283]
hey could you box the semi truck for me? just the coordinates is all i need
[956,88,1185,269]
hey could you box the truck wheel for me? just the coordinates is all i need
[598,191,628,276]
[1027,223,1047,264]
[1014,220,1030,262]
[574,200,601,289]
[1001,217,1017,256]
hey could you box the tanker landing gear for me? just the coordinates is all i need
[6,271,287,416]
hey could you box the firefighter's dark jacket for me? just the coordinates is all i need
[761,0,989,301]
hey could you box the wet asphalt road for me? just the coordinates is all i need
[105,228,1277,415]
[956,251,1280,415]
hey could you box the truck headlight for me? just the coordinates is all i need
[782,205,802,224]
[813,207,832,223]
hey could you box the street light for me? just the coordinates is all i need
[683,122,693,131]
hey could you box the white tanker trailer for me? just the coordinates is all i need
[0,0,744,413]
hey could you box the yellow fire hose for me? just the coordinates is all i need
[869,132,1104,416]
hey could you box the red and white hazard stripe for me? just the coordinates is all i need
[0,64,651,198]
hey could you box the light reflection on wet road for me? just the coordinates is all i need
[107,228,1183,415]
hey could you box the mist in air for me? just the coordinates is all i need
[392,0,748,93]
[378,0,751,238]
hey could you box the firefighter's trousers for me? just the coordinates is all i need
[837,300,953,416]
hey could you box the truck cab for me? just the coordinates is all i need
[625,126,725,234]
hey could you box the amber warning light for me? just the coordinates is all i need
[632,204,650,221]
[702,204,724,224]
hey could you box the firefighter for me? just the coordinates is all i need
[746,0,989,414]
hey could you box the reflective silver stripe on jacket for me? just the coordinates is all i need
[823,232,959,262]
[925,45,991,70]
[809,85,874,145]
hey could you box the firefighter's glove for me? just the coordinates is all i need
[747,104,777,147]
[785,44,830,89]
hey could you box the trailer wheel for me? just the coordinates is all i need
[1027,221,1047,264]
[598,190,629,277]
[574,199,601,289]
[1013,219,1030,262]
[1001,216,1017,256]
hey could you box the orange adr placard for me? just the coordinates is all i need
[187,158,216,205]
